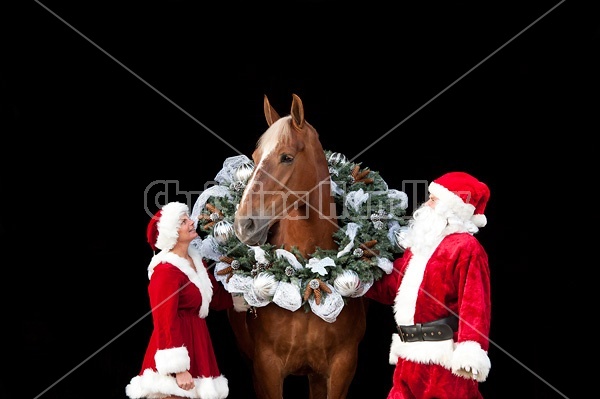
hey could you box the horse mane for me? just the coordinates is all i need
[255,116,293,159]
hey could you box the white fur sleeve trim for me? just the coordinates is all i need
[154,346,190,375]
[451,340,491,382]
[388,333,454,368]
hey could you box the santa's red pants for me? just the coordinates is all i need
[387,358,483,399]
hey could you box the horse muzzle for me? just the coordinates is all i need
[233,216,270,246]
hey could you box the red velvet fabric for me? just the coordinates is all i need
[366,232,491,398]
[139,262,232,378]
[388,359,483,399]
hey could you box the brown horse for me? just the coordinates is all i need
[230,94,368,399]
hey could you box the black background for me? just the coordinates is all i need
[3,1,597,398]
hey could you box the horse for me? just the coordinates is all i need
[230,94,368,399]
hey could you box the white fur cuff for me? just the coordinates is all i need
[451,340,491,382]
[154,346,190,375]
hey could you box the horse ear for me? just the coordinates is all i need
[290,94,305,130]
[264,95,281,126]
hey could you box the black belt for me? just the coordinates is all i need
[397,315,458,342]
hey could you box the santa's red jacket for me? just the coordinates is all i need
[365,232,492,381]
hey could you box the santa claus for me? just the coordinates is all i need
[366,171,492,399]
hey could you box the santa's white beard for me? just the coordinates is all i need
[397,200,480,255]
[399,204,448,255]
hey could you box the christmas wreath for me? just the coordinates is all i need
[191,151,409,322]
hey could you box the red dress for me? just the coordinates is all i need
[126,246,233,399]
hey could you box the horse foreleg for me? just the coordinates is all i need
[307,373,327,399]
[252,355,285,399]
[227,308,254,361]
[323,351,361,399]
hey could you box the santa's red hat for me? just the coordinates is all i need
[428,171,490,227]
[146,202,190,251]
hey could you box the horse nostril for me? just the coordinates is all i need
[234,217,253,236]
[237,217,253,229]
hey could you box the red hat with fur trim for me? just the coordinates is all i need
[146,202,190,251]
[428,171,490,227]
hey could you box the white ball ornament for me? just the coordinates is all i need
[235,162,254,182]
[327,152,348,166]
[333,270,362,297]
[213,220,234,245]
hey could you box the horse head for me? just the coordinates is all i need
[233,94,338,257]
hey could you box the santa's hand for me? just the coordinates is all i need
[462,366,479,380]
[451,342,490,382]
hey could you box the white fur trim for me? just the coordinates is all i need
[197,374,229,399]
[188,245,213,317]
[429,181,475,222]
[155,202,189,251]
[125,369,229,399]
[451,340,491,382]
[394,253,430,325]
[387,336,490,382]
[471,213,487,228]
[154,346,190,375]
[147,246,214,318]
[388,333,455,368]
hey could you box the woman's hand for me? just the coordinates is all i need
[174,370,195,390]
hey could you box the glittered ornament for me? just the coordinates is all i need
[394,226,410,249]
[334,270,372,297]
[328,152,348,166]
[372,220,384,230]
[235,161,254,182]
[231,180,246,192]
[333,270,361,297]
[213,220,234,245]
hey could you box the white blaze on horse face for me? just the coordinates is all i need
[239,156,269,218]
[239,152,271,212]
[239,118,289,209]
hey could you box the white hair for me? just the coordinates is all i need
[400,200,479,255]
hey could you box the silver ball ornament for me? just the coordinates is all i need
[235,162,254,182]
[213,220,234,245]
[328,152,348,166]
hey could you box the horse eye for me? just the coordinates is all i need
[280,154,294,164]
